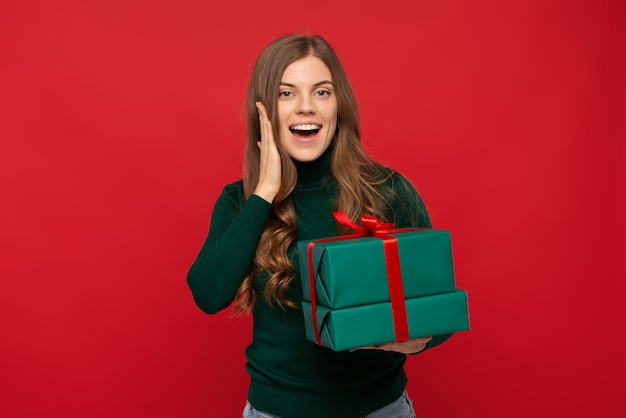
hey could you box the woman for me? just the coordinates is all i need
[187,34,452,418]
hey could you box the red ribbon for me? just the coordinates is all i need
[307,212,420,346]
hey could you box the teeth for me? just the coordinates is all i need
[291,124,320,131]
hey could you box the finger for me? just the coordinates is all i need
[256,101,268,127]
[349,345,377,352]
[255,102,265,134]
[408,337,432,344]
[256,102,274,145]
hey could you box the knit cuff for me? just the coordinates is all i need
[235,194,273,234]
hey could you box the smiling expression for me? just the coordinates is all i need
[277,55,338,162]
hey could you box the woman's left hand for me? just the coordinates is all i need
[352,336,433,354]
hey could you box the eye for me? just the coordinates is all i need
[315,90,330,97]
[279,91,292,98]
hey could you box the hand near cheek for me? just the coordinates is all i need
[253,101,282,203]
[352,336,433,355]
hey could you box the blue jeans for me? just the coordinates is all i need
[242,390,416,418]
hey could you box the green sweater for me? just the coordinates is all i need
[187,147,451,418]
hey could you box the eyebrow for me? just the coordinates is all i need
[280,80,335,88]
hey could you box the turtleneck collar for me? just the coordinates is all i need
[293,142,334,187]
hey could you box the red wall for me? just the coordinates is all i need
[1,1,624,417]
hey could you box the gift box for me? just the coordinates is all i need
[302,290,469,351]
[298,229,457,309]
[297,212,470,351]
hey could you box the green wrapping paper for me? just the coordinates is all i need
[297,229,456,309]
[297,224,470,351]
[302,290,470,351]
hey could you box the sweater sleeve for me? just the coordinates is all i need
[187,182,273,314]
[386,172,453,352]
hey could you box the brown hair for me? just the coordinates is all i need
[235,34,393,313]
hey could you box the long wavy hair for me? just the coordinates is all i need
[235,34,394,313]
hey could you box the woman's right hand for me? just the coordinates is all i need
[253,101,281,203]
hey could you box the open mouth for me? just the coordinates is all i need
[289,124,321,138]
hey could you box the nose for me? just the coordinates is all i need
[296,96,316,115]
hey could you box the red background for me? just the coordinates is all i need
[1,1,624,417]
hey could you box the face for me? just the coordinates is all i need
[277,55,338,162]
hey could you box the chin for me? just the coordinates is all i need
[283,144,324,162]
[291,153,321,163]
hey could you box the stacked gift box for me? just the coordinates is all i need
[297,219,470,351]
